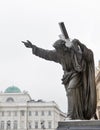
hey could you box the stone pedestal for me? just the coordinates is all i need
[57,120,100,130]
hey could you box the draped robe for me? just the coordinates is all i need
[31,40,96,120]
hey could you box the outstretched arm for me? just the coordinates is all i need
[22,40,60,63]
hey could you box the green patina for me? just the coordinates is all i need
[4,86,21,93]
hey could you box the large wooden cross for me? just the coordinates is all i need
[59,22,69,40]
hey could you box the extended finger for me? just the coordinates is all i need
[27,40,32,44]
[22,41,28,44]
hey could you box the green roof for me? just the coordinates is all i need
[4,86,21,93]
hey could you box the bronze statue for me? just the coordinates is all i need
[22,23,96,120]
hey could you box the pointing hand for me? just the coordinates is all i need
[22,40,33,48]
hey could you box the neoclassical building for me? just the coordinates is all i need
[0,86,66,130]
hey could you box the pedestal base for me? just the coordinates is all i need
[57,120,100,130]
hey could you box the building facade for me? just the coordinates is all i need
[0,86,66,130]
[95,61,100,119]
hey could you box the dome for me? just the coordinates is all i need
[4,86,21,93]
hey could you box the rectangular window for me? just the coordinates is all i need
[21,110,25,116]
[1,121,4,130]
[29,111,32,116]
[41,111,44,116]
[28,121,32,129]
[2,111,4,116]
[48,121,52,129]
[13,120,17,130]
[8,111,11,116]
[7,120,11,130]
[41,121,45,129]
[35,111,38,116]
[14,111,17,116]
[35,121,38,129]
[48,111,51,116]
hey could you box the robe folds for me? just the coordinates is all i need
[31,39,96,120]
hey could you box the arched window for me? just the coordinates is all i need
[6,97,14,102]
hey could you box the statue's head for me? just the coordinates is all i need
[53,39,66,50]
[53,39,73,50]
[53,38,82,53]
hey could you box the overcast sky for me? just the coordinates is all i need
[0,0,100,112]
